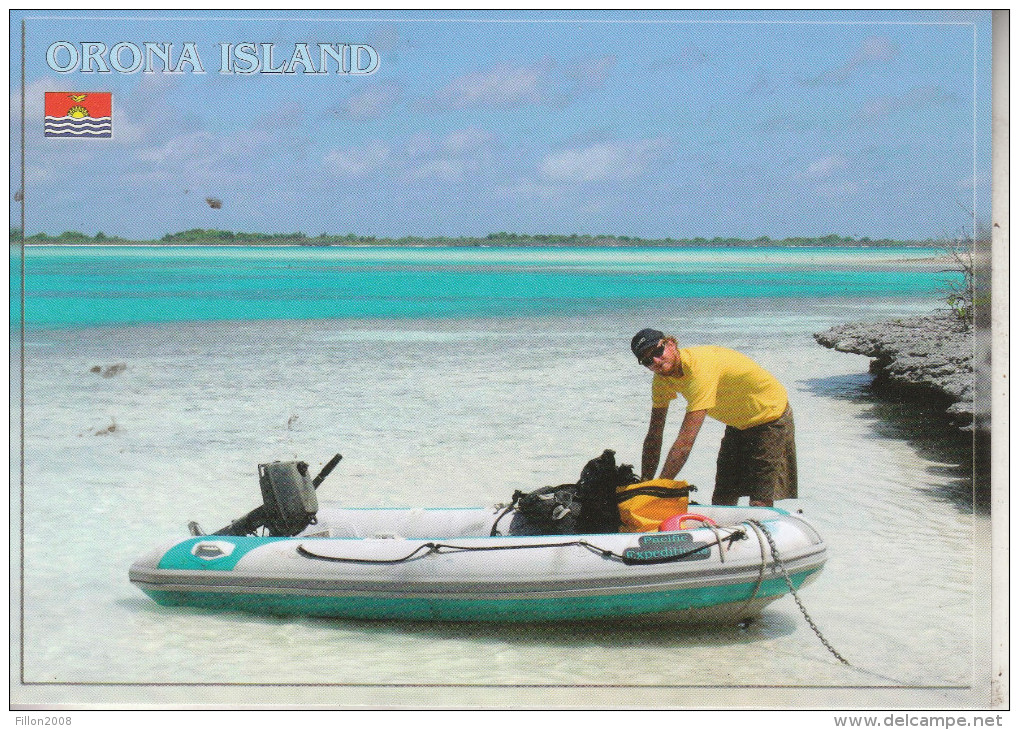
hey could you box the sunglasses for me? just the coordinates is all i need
[638,342,665,367]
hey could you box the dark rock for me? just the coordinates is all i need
[814,311,976,429]
[90,363,127,378]
[102,363,127,378]
[94,418,118,436]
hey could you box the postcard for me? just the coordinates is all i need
[9,9,1005,717]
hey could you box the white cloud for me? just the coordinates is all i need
[403,158,473,183]
[323,141,391,176]
[494,179,559,201]
[797,155,850,180]
[858,86,955,120]
[14,79,220,193]
[570,55,616,85]
[323,128,497,182]
[852,36,898,64]
[109,107,148,146]
[424,55,615,110]
[344,83,401,120]
[793,156,859,200]
[134,131,218,165]
[10,77,70,120]
[443,127,496,154]
[802,35,898,86]
[403,128,496,182]
[220,129,279,157]
[404,132,436,158]
[434,61,547,108]
[539,138,668,183]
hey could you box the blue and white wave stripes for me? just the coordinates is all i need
[44,116,112,138]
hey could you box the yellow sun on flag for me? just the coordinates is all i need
[67,105,89,119]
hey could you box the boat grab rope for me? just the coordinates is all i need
[295,529,748,567]
[295,517,910,685]
[745,519,849,666]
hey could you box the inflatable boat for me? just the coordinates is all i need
[129,457,828,624]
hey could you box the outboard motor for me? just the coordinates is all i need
[259,460,319,536]
[197,454,342,537]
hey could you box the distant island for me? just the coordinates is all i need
[11,227,944,248]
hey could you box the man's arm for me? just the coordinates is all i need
[659,409,707,479]
[641,406,669,480]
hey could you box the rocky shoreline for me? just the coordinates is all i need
[814,310,976,429]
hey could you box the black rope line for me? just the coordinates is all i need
[296,529,747,566]
[614,485,695,503]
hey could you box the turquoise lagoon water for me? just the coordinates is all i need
[13,245,953,327]
[12,245,988,707]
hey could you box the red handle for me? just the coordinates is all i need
[659,513,718,531]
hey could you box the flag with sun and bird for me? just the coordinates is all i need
[44,92,112,138]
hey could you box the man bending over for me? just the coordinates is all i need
[631,328,797,507]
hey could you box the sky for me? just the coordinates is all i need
[9,9,996,241]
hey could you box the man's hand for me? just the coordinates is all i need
[659,409,707,479]
[641,406,669,480]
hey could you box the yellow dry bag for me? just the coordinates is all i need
[616,478,695,533]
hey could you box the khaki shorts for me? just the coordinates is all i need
[713,405,797,504]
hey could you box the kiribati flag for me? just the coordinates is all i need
[44,92,112,138]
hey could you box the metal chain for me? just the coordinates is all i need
[748,519,850,666]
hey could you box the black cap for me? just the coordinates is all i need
[631,328,665,360]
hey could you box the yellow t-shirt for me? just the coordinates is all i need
[651,346,788,430]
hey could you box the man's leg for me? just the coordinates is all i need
[744,407,796,506]
[712,425,744,505]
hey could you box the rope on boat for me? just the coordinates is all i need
[297,538,605,564]
[704,522,727,564]
[295,529,747,566]
[296,516,912,685]
[745,518,849,666]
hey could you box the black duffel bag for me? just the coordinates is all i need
[508,450,639,535]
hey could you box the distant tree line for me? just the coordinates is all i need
[161,229,314,243]
[12,226,934,247]
[158,229,922,246]
[480,232,894,245]
[12,227,127,242]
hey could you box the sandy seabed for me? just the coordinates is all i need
[11,297,992,707]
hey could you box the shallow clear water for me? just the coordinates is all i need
[11,247,986,706]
